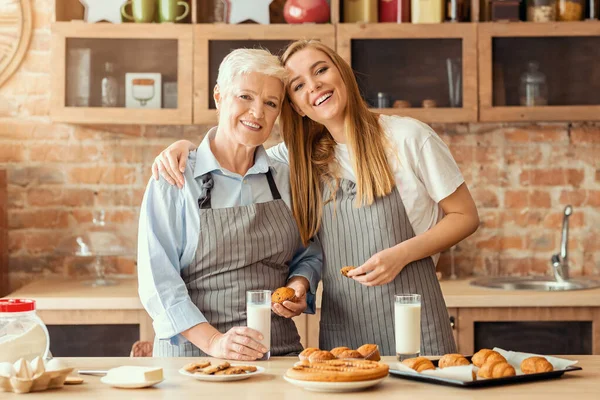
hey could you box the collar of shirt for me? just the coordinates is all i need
[193,126,275,179]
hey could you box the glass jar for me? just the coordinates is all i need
[0,299,50,364]
[412,0,445,22]
[519,62,548,106]
[101,62,119,107]
[527,0,557,21]
[557,0,583,20]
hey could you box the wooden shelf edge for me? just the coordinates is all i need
[371,108,478,123]
[50,108,192,125]
[51,21,193,38]
[479,106,600,122]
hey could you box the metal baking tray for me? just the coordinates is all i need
[389,356,582,388]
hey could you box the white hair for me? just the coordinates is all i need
[216,48,287,95]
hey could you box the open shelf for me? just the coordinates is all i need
[337,23,478,123]
[193,24,335,124]
[50,22,193,125]
[55,0,193,24]
[479,21,600,122]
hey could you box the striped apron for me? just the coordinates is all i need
[318,179,456,356]
[154,170,303,357]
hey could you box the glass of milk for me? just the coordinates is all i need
[246,290,271,361]
[394,294,421,361]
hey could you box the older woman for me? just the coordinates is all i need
[137,49,322,360]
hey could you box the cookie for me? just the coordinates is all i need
[271,287,297,304]
[201,362,230,375]
[340,266,355,277]
[64,376,84,385]
[183,361,211,372]
[215,367,246,375]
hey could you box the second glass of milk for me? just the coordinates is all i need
[394,294,421,361]
[246,290,271,361]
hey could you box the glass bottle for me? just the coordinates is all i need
[557,0,583,20]
[101,62,119,107]
[527,0,557,21]
[519,62,548,107]
[412,0,445,23]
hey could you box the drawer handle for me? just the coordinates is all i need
[449,316,456,329]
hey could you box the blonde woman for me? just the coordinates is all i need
[152,41,479,356]
[138,48,322,360]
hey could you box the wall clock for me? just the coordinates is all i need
[0,0,32,87]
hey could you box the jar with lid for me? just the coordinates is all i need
[412,0,445,22]
[101,62,119,107]
[527,0,557,21]
[557,0,583,20]
[0,299,50,363]
[519,62,548,106]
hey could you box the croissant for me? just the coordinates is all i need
[402,357,435,373]
[521,357,553,374]
[477,360,516,378]
[438,353,470,369]
[472,349,507,368]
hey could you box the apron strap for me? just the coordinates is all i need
[265,168,281,200]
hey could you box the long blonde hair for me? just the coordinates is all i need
[280,40,395,245]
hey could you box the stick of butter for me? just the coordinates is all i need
[105,366,163,382]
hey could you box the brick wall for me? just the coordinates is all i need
[0,2,598,292]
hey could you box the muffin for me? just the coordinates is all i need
[330,347,351,358]
[356,344,381,361]
[336,350,364,359]
[271,287,296,304]
[299,348,320,361]
[308,350,336,363]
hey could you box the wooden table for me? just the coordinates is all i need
[2,356,599,399]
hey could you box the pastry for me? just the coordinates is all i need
[356,344,381,361]
[521,357,553,374]
[340,266,355,277]
[271,287,296,304]
[285,359,389,382]
[477,360,516,378]
[330,347,351,358]
[308,350,336,362]
[438,353,470,369]
[64,376,84,385]
[472,349,506,368]
[299,348,320,361]
[336,350,363,359]
[401,357,435,373]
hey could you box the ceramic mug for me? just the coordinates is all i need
[158,0,190,22]
[121,0,156,23]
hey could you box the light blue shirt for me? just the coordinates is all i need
[138,128,322,344]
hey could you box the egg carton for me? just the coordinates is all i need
[0,357,74,394]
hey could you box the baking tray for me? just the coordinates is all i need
[389,356,582,388]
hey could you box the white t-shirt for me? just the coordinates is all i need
[267,114,464,265]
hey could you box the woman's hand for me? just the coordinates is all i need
[272,277,308,318]
[348,245,410,286]
[151,140,196,188]
[206,326,268,361]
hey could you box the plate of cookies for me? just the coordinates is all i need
[179,360,264,382]
[283,344,388,392]
[389,347,581,388]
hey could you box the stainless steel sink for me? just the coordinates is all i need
[470,276,600,291]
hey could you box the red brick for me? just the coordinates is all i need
[448,145,474,165]
[28,32,51,51]
[476,236,524,250]
[6,190,26,209]
[74,125,143,140]
[476,166,509,186]
[27,188,95,207]
[67,166,138,185]
[9,209,70,229]
[530,257,553,276]
[502,210,545,228]
[596,169,600,183]
[0,121,71,140]
[475,147,500,163]
[0,143,26,162]
[582,232,600,252]
[114,257,137,275]
[96,189,145,207]
[559,190,600,207]
[3,73,50,96]
[21,51,51,74]
[543,211,584,229]
[9,230,62,254]
[9,166,65,186]
[497,257,532,275]
[478,210,500,229]
[505,146,543,165]
[520,169,584,186]
[504,190,551,209]
[505,125,568,143]
[527,232,556,252]
[571,125,600,144]
[21,96,50,116]
[471,188,499,208]
[27,144,101,163]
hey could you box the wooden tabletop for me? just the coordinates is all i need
[6,278,600,309]
[2,356,599,399]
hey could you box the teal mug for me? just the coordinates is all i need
[158,0,190,23]
[121,0,156,23]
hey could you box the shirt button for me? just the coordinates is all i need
[243,179,247,184]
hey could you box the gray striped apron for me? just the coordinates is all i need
[318,179,456,356]
[154,170,303,357]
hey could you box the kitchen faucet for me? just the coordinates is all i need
[551,205,572,283]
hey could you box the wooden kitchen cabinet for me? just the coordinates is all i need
[478,21,600,122]
[457,307,600,355]
[193,24,335,124]
[50,22,193,124]
[336,23,478,123]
